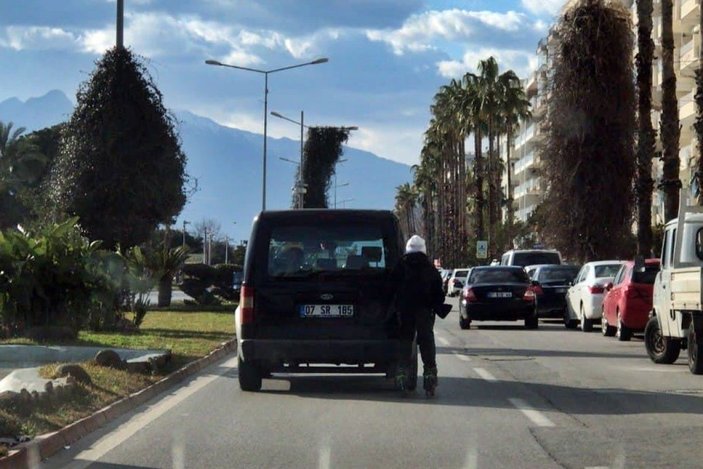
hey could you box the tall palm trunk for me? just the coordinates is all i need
[474,127,485,242]
[636,0,656,254]
[487,119,497,257]
[695,0,703,205]
[506,126,514,230]
[661,0,681,221]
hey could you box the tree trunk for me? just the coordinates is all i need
[506,126,514,241]
[661,0,681,221]
[636,0,656,255]
[474,128,485,242]
[487,120,497,257]
[158,276,173,307]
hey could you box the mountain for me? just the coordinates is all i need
[0,91,412,243]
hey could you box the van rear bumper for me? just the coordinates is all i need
[240,339,403,364]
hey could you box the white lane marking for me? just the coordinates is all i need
[473,368,498,382]
[585,467,609,469]
[437,336,450,346]
[56,356,238,469]
[508,398,555,427]
[453,352,472,362]
[171,427,185,469]
[463,445,478,469]
[318,436,331,469]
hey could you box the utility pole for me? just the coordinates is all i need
[225,236,230,264]
[203,227,208,265]
[182,220,190,249]
[116,0,124,48]
[208,233,212,266]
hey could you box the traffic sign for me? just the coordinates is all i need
[476,240,488,259]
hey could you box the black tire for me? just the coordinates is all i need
[580,305,593,332]
[687,323,703,375]
[616,312,632,342]
[563,308,578,329]
[238,355,262,392]
[601,311,616,337]
[644,316,681,364]
[525,315,539,329]
[459,315,471,330]
[407,345,418,391]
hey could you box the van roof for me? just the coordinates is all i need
[257,209,395,221]
[665,212,703,227]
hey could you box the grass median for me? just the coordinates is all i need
[0,308,235,444]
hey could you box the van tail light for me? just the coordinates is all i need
[240,286,255,324]
[523,288,536,302]
[463,288,478,302]
[588,284,605,294]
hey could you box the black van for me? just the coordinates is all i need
[235,209,414,391]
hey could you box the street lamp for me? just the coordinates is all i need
[338,198,355,208]
[181,220,190,249]
[205,57,329,211]
[334,182,349,209]
[279,157,306,208]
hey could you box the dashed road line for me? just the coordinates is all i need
[473,367,498,382]
[437,336,450,346]
[508,398,555,427]
[453,352,472,362]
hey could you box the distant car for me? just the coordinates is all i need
[526,264,581,319]
[448,268,471,297]
[459,266,539,330]
[500,249,562,267]
[601,259,660,341]
[232,271,243,294]
[565,261,625,332]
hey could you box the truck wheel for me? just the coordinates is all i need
[601,310,616,337]
[238,355,263,391]
[580,305,593,332]
[563,308,577,329]
[644,316,681,364]
[616,311,632,342]
[687,323,703,374]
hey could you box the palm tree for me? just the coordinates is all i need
[394,182,418,239]
[636,0,656,254]
[660,0,681,221]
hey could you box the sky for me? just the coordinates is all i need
[0,0,565,166]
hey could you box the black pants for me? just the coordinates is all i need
[399,309,436,371]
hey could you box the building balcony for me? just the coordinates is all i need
[680,35,700,73]
[514,152,535,177]
[680,0,699,26]
[679,88,696,133]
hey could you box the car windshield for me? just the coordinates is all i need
[538,267,580,283]
[470,268,530,284]
[267,224,388,277]
[594,264,622,279]
[511,252,560,267]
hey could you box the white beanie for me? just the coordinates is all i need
[405,235,426,254]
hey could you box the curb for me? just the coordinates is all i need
[0,339,237,469]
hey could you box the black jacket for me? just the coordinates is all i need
[390,252,444,315]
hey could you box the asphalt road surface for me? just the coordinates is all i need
[41,297,703,468]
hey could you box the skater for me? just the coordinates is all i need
[390,235,445,396]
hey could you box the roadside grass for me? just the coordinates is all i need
[0,309,235,441]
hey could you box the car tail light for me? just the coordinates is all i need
[240,286,255,324]
[523,289,536,301]
[463,288,478,302]
[588,284,605,294]
[531,285,544,296]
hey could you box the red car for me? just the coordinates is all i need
[601,259,660,341]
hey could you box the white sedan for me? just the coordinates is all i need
[565,260,624,332]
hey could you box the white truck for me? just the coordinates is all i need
[645,192,703,374]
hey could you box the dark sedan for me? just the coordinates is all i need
[526,264,581,318]
[459,266,538,330]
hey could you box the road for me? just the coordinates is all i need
[41,297,703,468]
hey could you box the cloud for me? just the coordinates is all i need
[0,26,79,51]
[521,0,565,16]
[366,9,535,55]
[437,48,537,79]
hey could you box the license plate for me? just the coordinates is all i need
[299,304,354,317]
[555,288,566,293]
[487,292,512,298]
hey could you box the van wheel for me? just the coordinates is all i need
[563,308,577,329]
[580,305,593,332]
[238,355,262,391]
[616,311,632,341]
[687,323,703,374]
[644,316,681,364]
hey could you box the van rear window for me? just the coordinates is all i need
[267,225,390,277]
[511,252,561,267]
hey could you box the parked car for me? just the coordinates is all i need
[447,268,471,297]
[440,269,452,295]
[526,264,581,318]
[459,266,539,330]
[234,209,414,392]
[601,259,660,341]
[565,261,624,332]
[232,270,243,295]
[500,249,562,267]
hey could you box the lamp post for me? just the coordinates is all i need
[279,157,306,208]
[181,220,190,249]
[205,58,328,211]
[334,182,350,209]
[338,198,355,208]
[271,111,357,209]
